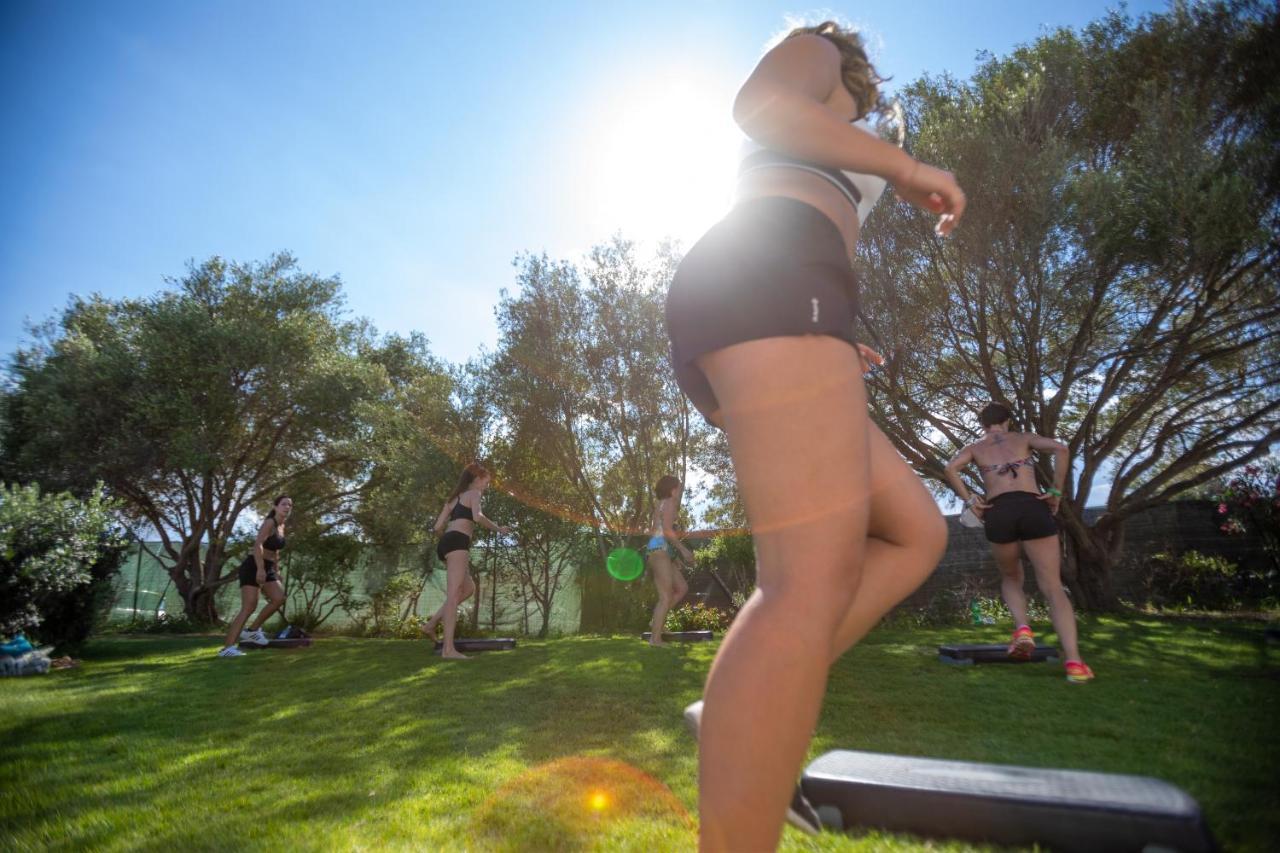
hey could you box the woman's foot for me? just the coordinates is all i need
[684,699,704,739]
[419,617,440,638]
[240,628,269,646]
[787,786,823,836]
[1007,625,1035,660]
[1064,660,1094,683]
[440,649,470,660]
[217,646,246,658]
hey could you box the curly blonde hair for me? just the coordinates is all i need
[785,21,884,120]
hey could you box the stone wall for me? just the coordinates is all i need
[904,499,1273,608]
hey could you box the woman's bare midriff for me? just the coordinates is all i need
[736,169,862,257]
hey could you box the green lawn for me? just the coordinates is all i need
[1,617,1277,851]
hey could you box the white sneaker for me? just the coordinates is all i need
[217,646,246,657]
[683,699,703,740]
[240,628,269,646]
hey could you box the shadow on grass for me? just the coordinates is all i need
[3,617,1275,851]
[1,634,709,850]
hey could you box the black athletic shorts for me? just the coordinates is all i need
[436,530,472,562]
[983,491,1058,544]
[665,196,861,423]
[237,555,280,587]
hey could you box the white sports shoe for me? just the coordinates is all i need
[240,628,269,646]
[217,646,246,657]
[683,699,703,739]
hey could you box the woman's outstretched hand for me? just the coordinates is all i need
[856,344,884,374]
[892,160,966,236]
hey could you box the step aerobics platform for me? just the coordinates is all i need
[938,643,1058,665]
[802,750,1215,852]
[641,630,714,642]
[433,638,516,653]
[238,637,313,650]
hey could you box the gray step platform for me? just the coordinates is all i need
[802,750,1215,852]
[641,630,714,642]
[238,637,313,650]
[938,643,1058,664]
[433,638,516,652]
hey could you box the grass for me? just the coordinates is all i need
[1,616,1277,851]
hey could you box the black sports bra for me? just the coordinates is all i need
[449,496,474,521]
[264,520,286,551]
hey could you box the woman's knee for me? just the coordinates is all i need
[761,568,860,628]
[1000,564,1026,585]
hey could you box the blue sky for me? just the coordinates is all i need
[2,0,1168,371]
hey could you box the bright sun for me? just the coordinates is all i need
[580,70,742,248]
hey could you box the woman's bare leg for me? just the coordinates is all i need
[248,580,286,631]
[648,551,686,644]
[695,336,870,851]
[1022,535,1082,661]
[222,586,260,649]
[991,542,1031,627]
[422,573,476,637]
[440,552,474,659]
[825,424,948,657]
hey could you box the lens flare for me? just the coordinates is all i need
[606,548,644,581]
[472,756,693,848]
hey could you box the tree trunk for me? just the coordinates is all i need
[170,548,224,625]
[189,586,222,623]
[1058,509,1123,611]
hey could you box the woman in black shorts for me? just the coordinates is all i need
[944,402,1093,682]
[420,462,511,659]
[667,21,965,848]
[218,495,293,658]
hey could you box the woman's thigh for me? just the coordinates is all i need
[696,335,870,609]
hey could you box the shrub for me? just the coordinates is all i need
[665,602,731,633]
[1212,460,1280,568]
[971,594,1050,625]
[0,482,127,651]
[284,533,365,632]
[691,533,755,608]
[1143,550,1245,611]
[886,572,1051,627]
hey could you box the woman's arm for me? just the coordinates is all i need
[1027,433,1069,513]
[735,36,909,178]
[662,501,694,563]
[432,501,451,536]
[734,35,965,233]
[944,447,990,512]
[253,519,273,581]
[472,494,512,536]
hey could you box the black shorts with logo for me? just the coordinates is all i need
[665,196,861,424]
[983,491,1058,544]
